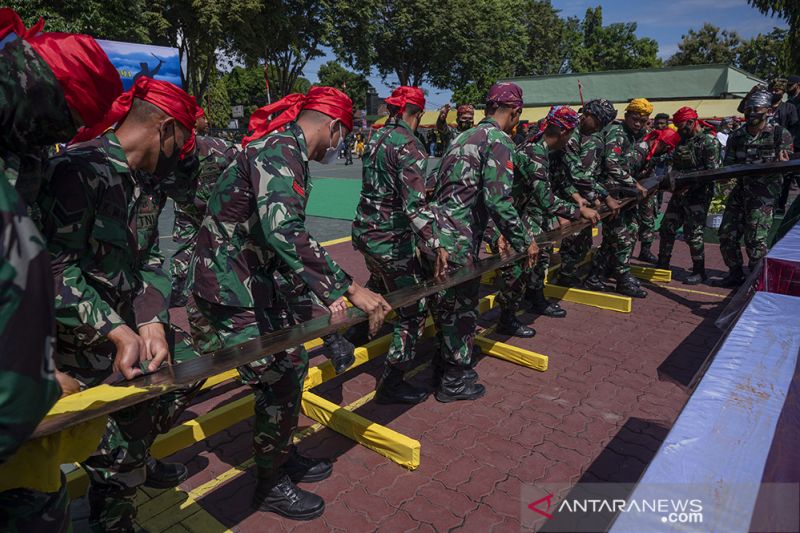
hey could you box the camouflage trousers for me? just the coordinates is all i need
[189,296,308,473]
[719,178,781,270]
[496,246,551,313]
[427,268,481,367]
[168,239,192,308]
[559,226,594,282]
[0,472,70,533]
[56,326,201,533]
[659,185,713,263]
[360,251,428,367]
[591,206,638,277]
[636,194,659,246]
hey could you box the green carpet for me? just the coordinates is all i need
[305,178,362,220]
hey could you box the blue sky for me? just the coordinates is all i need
[303,0,788,109]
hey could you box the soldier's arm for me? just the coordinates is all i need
[562,140,592,199]
[134,193,170,327]
[723,134,737,166]
[0,178,60,464]
[483,139,533,252]
[39,160,127,339]
[705,135,722,169]
[396,141,440,250]
[527,148,580,221]
[780,128,794,155]
[255,160,352,306]
[603,130,637,187]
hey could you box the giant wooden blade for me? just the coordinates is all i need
[43,161,800,437]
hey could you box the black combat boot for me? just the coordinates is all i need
[582,271,607,292]
[712,267,745,288]
[638,244,658,264]
[615,273,647,298]
[322,333,355,374]
[144,456,189,489]
[252,471,325,520]
[555,272,582,288]
[435,363,486,403]
[655,254,671,270]
[496,308,536,338]
[431,352,478,388]
[281,445,333,483]
[375,366,429,405]
[527,287,566,318]
[685,260,707,285]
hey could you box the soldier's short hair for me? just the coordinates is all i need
[130,98,168,122]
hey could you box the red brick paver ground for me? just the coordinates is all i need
[125,235,739,532]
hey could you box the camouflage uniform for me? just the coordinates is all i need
[0,38,74,532]
[166,135,237,307]
[431,117,532,365]
[719,124,793,269]
[590,123,643,278]
[188,122,351,473]
[554,129,607,283]
[37,131,198,532]
[659,131,721,263]
[352,118,439,368]
[495,137,578,313]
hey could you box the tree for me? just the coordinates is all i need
[514,0,577,76]
[7,0,158,42]
[233,0,328,100]
[747,0,800,74]
[317,61,374,110]
[737,28,788,80]
[567,7,661,72]
[666,24,742,67]
[202,75,231,129]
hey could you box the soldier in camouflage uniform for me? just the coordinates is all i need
[37,78,200,532]
[0,17,123,531]
[583,98,653,298]
[656,107,722,284]
[187,87,390,520]
[554,99,620,287]
[494,106,600,334]
[436,103,475,150]
[715,90,794,287]
[430,83,538,403]
[352,86,447,405]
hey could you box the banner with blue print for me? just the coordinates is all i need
[96,39,182,90]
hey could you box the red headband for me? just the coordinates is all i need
[0,8,43,40]
[672,106,698,126]
[385,86,425,113]
[195,107,206,120]
[643,128,680,161]
[243,86,353,147]
[71,76,198,156]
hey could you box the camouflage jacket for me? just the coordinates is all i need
[352,118,440,259]
[189,122,351,308]
[593,122,643,197]
[560,128,608,202]
[432,117,532,264]
[724,123,793,167]
[512,137,579,234]
[37,131,170,359]
[0,38,73,462]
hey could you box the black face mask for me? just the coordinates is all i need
[153,126,180,180]
[772,93,783,104]
[745,111,766,127]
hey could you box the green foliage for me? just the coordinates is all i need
[317,61,374,110]
[514,0,577,76]
[737,28,788,80]
[202,76,231,129]
[746,0,799,74]
[666,24,742,67]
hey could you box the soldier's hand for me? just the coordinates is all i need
[55,370,81,397]
[605,196,621,219]
[433,247,449,280]
[328,297,348,315]
[780,150,790,161]
[345,283,392,337]
[139,323,171,373]
[571,193,588,208]
[557,216,571,227]
[108,325,146,380]
[579,207,601,225]
[635,183,648,196]
[525,241,540,269]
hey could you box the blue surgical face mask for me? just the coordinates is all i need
[320,122,343,165]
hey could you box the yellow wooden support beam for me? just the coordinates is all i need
[304,334,392,390]
[198,369,239,391]
[592,227,599,237]
[301,391,420,470]
[480,271,497,285]
[544,283,632,313]
[474,336,548,372]
[477,292,498,315]
[631,265,672,283]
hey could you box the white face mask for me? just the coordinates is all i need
[320,122,343,165]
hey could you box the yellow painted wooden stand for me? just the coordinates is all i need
[544,283,632,313]
[631,265,672,283]
[301,392,420,470]
[474,336,548,372]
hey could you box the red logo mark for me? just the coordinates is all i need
[505,160,514,171]
[528,494,555,519]
[292,181,306,198]
[612,146,623,155]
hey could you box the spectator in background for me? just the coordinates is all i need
[653,113,670,130]
[778,75,800,214]
[428,129,436,155]
[716,118,732,157]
